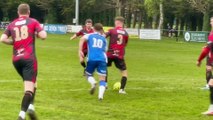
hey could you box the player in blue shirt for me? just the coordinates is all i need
[79,23,107,100]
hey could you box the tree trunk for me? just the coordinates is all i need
[202,12,210,31]
[138,10,143,29]
[0,9,3,21]
[158,3,163,29]
[126,6,132,28]
[148,17,153,29]
[132,11,137,28]
[46,8,57,23]
[175,18,179,29]
[109,8,115,26]
[153,15,158,29]
[197,13,203,31]
[144,17,152,29]
[116,0,122,16]
[191,15,197,31]
[175,18,180,35]
[180,18,185,35]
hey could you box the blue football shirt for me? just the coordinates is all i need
[83,33,107,62]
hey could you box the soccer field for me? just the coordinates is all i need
[0,33,212,120]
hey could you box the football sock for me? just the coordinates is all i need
[28,87,36,111]
[206,70,212,84]
[19,91,33,119]
[88,76,96,87]
[209,104,213,111]
[31,87,37,104]
[105,69,108,83]
[80,61,86,68]
[99,81,106,99]
[210,86,213,104]
[120,76,127,90]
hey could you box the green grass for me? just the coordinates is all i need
[0,32,212,120]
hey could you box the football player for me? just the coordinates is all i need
[0,4,47,120]
[79,23,107,100]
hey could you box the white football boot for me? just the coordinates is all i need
[202,105,213,115]
[119,89,127,94]
[201,84,209,90]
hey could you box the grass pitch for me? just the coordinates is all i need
[0,33,212,120]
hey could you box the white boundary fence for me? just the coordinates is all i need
[67,25,82,33]
[41,24,210,42]
[139,29,161,40]
[66,25,161,40]
[2,23,162,40]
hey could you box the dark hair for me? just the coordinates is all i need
[94,23,103,32]
[85,19,93,24]
[18,3,30,15]
[115,16,125,23]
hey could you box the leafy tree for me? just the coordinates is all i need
[187,0,213,31]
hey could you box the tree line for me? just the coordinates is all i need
[0,0,213,32]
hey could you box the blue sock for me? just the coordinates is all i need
[99,81,106,86]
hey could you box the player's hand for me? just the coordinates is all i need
[79,51,84,62]
[70,36,75,40]
[196,61,201,67]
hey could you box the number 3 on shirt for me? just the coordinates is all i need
[117,34,123,45]
[14,25,29,41]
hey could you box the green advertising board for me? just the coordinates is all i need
[184,31,209,42]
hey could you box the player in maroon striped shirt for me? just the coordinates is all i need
[105,16,129,94]
[201,31,213,90]
[0,4,47,120]
[70,19,94,75]
[197,17,213,115]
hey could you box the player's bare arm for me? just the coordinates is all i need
[70,34,77,40]
[79,37,86,62]
[197,46,210,67]
[0,34,13,45]
[37,30,47,40]
[197,61,202,67]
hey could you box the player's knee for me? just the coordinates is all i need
[24,81,35,92]
[206,66,212,71]
[99,75,106,81]
[209,79,213,86]
[121,70,128,77]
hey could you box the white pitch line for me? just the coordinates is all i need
[0,77,195,83]
[0,87,195,93]
[0,80,21,83]
[0,88,88,93]
[0,79,78,83]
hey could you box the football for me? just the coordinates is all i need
[113,82,121,90]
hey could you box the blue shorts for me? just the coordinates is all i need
[86,61,107,76]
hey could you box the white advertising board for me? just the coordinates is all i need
[67,25,82,33]
[125,28,139,36]
[139,29,161,40]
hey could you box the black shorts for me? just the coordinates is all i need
[107,58,127,71]
[13,59,37,83]
[83,51,87,57]
[206,56,213,66]
[82,49,88,57]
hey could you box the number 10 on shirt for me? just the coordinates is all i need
[92,38,103,48]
